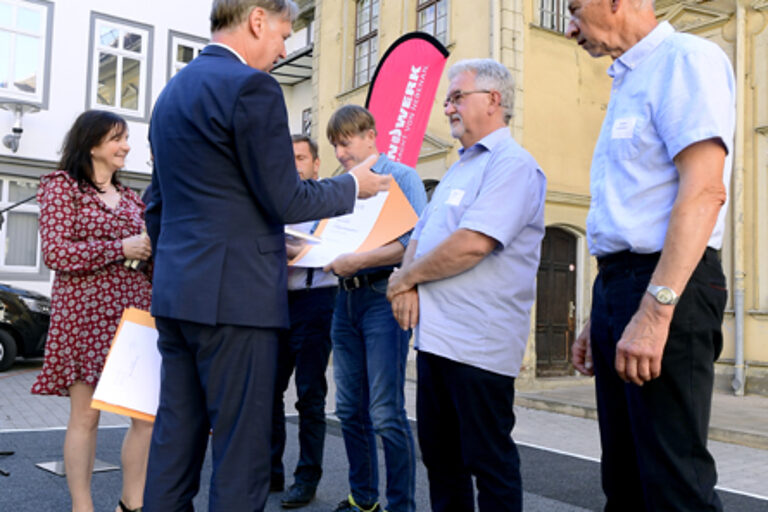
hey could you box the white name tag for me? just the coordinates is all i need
[445,189,465,206]
[611,117,637,139]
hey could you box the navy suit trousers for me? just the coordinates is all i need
[144,317,278,512]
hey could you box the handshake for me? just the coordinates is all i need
[122,230,151,270]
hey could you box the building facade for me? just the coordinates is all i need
[286,0,768,393]
[0,0,210,294]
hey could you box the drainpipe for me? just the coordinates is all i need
[732,0,746,396]
[491,0,501,62]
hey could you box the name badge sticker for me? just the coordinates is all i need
[611,117,637,139]
[446,189,465,206]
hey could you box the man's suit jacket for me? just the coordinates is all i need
[146,45,355,328]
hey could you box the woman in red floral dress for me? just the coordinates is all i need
[31,110,153,512]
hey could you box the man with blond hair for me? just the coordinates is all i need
[143,1,389,509]
[325,104,426,512]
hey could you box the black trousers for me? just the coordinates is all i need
[271,286,336,487]
[144,317,278,512]
[417,351,521,512]
[591,248,726,512]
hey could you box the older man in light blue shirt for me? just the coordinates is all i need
[567,0,735,510]
[387,59,546,512]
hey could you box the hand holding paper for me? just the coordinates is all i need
[350,154,392,198]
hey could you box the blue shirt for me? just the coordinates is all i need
[286,220,337,290]
[587,21,735,257]
[412,128,546,377]
[353,153,427,276]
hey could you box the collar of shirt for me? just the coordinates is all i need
[370,153,389,174]
[457,126,511,159]
[608,21,674,79]
[207,42,248,65]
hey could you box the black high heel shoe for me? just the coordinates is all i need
[118,500,142,512]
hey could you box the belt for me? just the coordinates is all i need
[597,247,719,271]
[339,269,393,291]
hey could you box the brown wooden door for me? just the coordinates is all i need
[535,227,577,377]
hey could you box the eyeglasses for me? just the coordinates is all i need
[443,89,492,108]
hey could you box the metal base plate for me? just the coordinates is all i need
[36,459,119,476]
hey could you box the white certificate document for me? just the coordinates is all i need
[289,180,418,268]
[92,308,160,422]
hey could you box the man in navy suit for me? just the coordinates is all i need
[143,1,389,510]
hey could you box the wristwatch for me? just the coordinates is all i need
[646,284,679,305]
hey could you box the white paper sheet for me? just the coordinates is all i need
[92,321,161,418]
[291,191,390,268]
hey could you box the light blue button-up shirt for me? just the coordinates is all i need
[412,128,546,377]
[586,21,735,257]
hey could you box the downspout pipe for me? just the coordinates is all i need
[732,0,746,396]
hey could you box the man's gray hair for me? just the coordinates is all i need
[210,0,298,32]
[448,59,515,124]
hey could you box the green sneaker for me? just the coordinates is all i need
[332,494,382,512]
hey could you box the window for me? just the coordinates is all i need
[354,0,379,88]
[0,0,53,106]
[87,13,153,120]
[0,177,39,272]
[301,108,311,136]
[167,30,207,80]
[417,0,447,45]
[539,0,569,33]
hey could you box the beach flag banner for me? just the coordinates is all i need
[365,32,450,168]
[91,308,160,422]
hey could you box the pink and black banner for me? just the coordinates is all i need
[365,32,450,168]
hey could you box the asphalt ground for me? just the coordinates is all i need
[1,418,766,511]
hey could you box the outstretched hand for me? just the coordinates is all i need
[349,154,391,199]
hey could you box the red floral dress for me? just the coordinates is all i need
[31,171,152,396]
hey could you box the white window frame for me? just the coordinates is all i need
[167,30,207,80]
[417,0,448,45]
[0,0,53,107]
[87,13,153,121]
[0,176,40,273]
[539,0,570,34]
[353,0,379,88]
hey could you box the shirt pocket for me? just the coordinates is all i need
[608,113,647,161]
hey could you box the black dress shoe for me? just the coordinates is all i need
[281,483,316,508]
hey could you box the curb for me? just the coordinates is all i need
[515,394,768,451]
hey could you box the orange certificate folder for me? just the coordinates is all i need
[91,308,160,422]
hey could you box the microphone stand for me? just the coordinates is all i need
[0,194,36,228]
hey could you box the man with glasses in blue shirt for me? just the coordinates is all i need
[566,0,735,510]
[387,59,546,512]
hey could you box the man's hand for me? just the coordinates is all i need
[323,253,363,277]
[572,318,594,376]
[615,294,673,386]
[285,237,306,259]
[349,154,391,198]
[391,288,419,330]
[386,267,414,302]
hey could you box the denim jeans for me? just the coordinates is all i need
[271,286,336,488]
[332,278,416,512]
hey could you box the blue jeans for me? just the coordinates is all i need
[271,286,336,487]
[332,278,416,512]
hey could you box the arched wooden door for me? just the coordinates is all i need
[535,227,577,377]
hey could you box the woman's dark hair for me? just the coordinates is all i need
[59,110,127,192]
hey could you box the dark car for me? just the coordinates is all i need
[0,283,50,371]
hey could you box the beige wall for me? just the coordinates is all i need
[305,0,768,387]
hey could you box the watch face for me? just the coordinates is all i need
[657,288,674,304]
